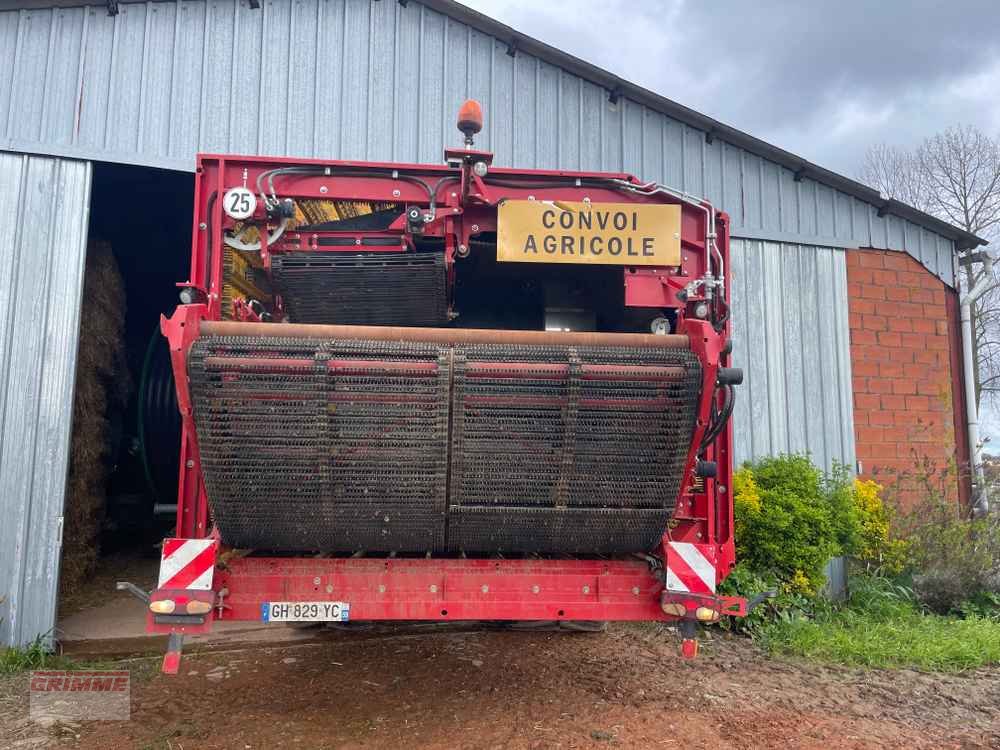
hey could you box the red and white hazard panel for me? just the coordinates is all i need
[664,541,716,595]
[157,538,218,591]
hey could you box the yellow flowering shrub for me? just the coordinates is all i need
[733,467,761,515]
[852,478,907,575]
[788,569,812,594]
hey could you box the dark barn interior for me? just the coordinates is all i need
[59,163,192,604]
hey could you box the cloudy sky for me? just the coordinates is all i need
[460,0,1000,178]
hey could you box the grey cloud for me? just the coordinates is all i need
[461,0,1000,174]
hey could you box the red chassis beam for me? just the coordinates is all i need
[142,557,746,634]
[225,558,667,622]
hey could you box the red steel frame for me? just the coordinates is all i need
[153,147,742,650]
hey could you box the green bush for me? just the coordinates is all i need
[728,454,910,595]
[824,463,862,558]
[731,455,840,595]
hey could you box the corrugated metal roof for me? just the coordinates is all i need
[730,239,856,472]
[0,0,979,286]
[0,152,91,648]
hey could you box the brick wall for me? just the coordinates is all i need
[846,249,969,508]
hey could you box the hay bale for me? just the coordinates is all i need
[60,241,130,597]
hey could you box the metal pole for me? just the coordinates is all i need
[960,253,994,515]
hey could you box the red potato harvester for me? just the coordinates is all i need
[120,102,767,674]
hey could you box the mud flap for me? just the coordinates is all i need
[162,633,184,675]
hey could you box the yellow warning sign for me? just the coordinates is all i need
[496,200,681,266]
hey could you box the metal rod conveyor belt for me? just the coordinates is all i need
[188,323,702,555]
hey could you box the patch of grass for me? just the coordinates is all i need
[0,638,77,674]
[0,636,131,675]
[756,577,1000,672]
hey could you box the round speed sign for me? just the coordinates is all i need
[223,186,257,220]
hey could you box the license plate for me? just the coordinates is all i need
[496,199,681,266]
[261,601,350,623]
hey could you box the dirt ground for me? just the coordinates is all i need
[3,621,999,750]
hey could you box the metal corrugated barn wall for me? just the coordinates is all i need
[0,152,91,648]
[729,240,855,471]
[0,0,957,284]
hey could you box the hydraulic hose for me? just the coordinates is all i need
[229,166,448,253]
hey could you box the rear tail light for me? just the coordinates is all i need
[186,600,212,615]
[695,606,719,622]
[149,599,175,614]
[660,601,686,617]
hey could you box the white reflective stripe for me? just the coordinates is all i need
[185,566,214,592]
[158,540,214,588]
[665,567,689,592]
[671,542,716,592]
